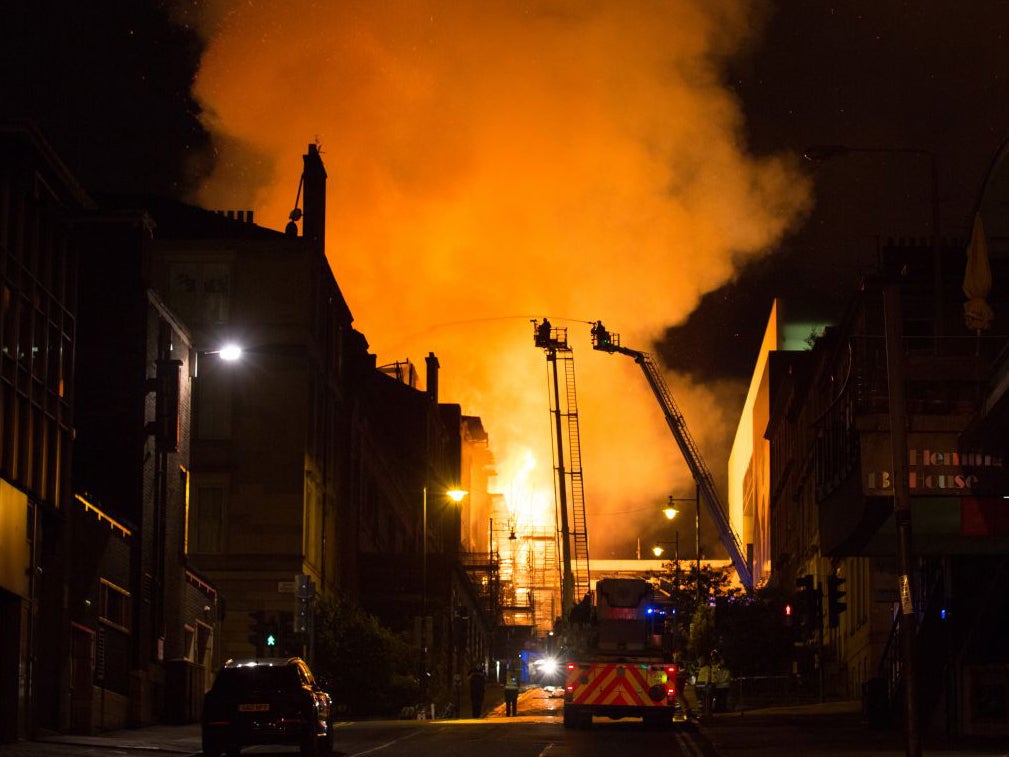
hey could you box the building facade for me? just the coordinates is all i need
[757,140,1009,737]
[0,123,88,741]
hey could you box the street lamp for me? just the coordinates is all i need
[651,536,679,560]
[664,487,702,603]
[192,343,243,376]
[420,486,467,703]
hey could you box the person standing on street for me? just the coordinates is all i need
[711,651,731,713]
[468,666,486,718]
[504,664,520,716]
[694,654,713,715]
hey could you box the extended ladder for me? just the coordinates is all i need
[590,322,754,590]
[533,320,591,617]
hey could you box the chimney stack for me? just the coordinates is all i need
[302,143,327,254]
[425,352,440,403]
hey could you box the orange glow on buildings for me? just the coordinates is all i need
[186,1,812,557]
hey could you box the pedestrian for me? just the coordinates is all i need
[672,650,692,718]
[694,654,713,715]
[711,650,731,713]
[504,663,520,716]
[468,666,486,718]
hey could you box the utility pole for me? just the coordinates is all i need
[884,280,922,757]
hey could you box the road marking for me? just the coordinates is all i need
[538,743,569,756]
[674,728,706,757]
[350,728,423,755]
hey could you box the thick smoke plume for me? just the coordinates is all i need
[188,1,811,556]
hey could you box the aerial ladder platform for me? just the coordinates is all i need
[533,319,591,617]
[589,321,754,590]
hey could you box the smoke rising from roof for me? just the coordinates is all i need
[188,0,811,556]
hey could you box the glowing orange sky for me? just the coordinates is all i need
[188,1,811,556]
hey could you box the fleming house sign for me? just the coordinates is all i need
[863,432,1002,496]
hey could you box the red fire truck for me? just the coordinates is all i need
[562,578,679,729]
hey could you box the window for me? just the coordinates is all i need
[184,625,196,662]
[196,621,213,669]
[99,578,131,632]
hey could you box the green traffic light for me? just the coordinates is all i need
[266,633,276,647]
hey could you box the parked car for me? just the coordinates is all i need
[202,657,333,756]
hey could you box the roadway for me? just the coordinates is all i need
[1,686,1004,757]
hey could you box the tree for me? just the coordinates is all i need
[650,562,793,676]
[313,593,419,716]
[650,560,741,656]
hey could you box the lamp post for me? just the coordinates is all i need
[420,487,467,705]
[803,145,923,757]
[651,535,681,591]
[664,485,702,603]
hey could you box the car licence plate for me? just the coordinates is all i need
[238,703,270,712]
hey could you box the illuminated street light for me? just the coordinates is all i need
[651,536,678,559]
[664,489,702,602]
[193,343,244,376]
[218,343,243,362]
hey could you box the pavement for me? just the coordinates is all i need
[0,722,203,755]
[2,687,1006,756]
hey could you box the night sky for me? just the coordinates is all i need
[665,0,1009,379]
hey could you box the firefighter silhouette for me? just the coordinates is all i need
[535,318,552,347]
[591,321,611,346]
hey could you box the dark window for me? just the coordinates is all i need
[99,579,131,632]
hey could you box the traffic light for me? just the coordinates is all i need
[263,611,283,651]
[795,574,819,634]
[248,610,266,651]
[827,574,847,628]
[277,611,295,655]
[294,574,313,634]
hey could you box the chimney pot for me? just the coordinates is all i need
[302,144,327,253]
[425,352,440,403]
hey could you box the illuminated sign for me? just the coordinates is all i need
[861,433,1002,496]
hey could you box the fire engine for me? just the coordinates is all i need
[531,319,748,728]
[562,577,679,729]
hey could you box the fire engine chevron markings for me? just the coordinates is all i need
[585,665,650,706]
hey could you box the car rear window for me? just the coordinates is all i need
[213,665,299,694]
